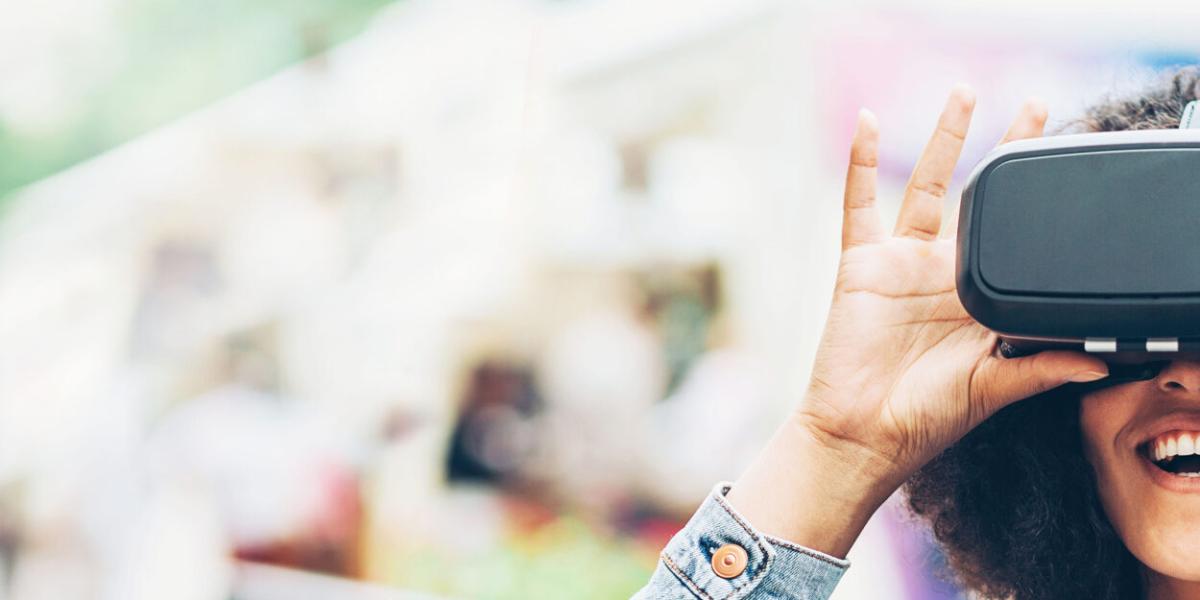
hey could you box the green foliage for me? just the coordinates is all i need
[0,0,395,201]
[383,515,658,599]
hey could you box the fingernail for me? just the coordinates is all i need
[951,83,976,104]
[855,108,877,135]
[1068,369,1108,383]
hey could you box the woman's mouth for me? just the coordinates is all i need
[1141,431,1200,477]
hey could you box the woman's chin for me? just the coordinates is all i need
[1106,457,1200,583]
[1126,515,1200,583]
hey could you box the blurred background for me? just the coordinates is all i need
[1,1,1199,598]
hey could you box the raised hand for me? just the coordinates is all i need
[727,87,1109,557]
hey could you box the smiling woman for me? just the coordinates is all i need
[907,359,1200,599]
[636,66,1200,600]
[907,67,1200,600]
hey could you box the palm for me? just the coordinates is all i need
[812,238,993,465]
[797,91,1107,477]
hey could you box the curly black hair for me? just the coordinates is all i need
[904,65,1200,600]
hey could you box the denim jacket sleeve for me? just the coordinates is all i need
[632,483,849,600]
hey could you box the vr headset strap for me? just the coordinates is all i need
[1181,100,1199,129]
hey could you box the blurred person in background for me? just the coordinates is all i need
[638,67,1200,600]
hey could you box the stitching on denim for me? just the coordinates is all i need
[711,488,775,598]
[661,552,715,600]
[659,485,776,600]
[761,533,851,569]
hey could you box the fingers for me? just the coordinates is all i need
[842,109,884,250]
[895,85,976,241]
[939,96,1049,240]
[971,350,1109,418]
[999,97,1048,145]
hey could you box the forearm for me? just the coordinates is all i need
[631,411,905,599]
[725,415,899,559]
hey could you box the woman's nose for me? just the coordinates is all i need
[1156,359,1200,394]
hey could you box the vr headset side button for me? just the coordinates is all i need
[1146,338,1180,352]
[1084,338,1118,353]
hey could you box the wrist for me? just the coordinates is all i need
[725,415,901,558]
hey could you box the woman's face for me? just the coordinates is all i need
[1082,359,1200,584]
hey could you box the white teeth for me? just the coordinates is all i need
[1181,435,1196,456]
[1149,432,1200,461]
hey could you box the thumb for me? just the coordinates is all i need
[972,350,1109,416]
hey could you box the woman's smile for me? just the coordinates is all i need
[1139,426,1200,492]
[1084,366,1200,590]
[1128,410,1200,492]
[648,74,1200,599]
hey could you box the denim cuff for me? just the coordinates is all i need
[656,482,849,600]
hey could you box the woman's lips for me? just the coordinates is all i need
[1133,412,1200,493]
[1137,429,1200,492]
[1136,413,1200,450]
[1139,455,1200,493]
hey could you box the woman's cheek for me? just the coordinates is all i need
[1080,385,1200,582]
[1079,389,1142,550]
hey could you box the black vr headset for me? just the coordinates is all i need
[956,101,1200,390]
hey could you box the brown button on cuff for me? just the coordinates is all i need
[711,543,749,579]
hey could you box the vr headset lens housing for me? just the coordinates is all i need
[957,128,1200,364]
